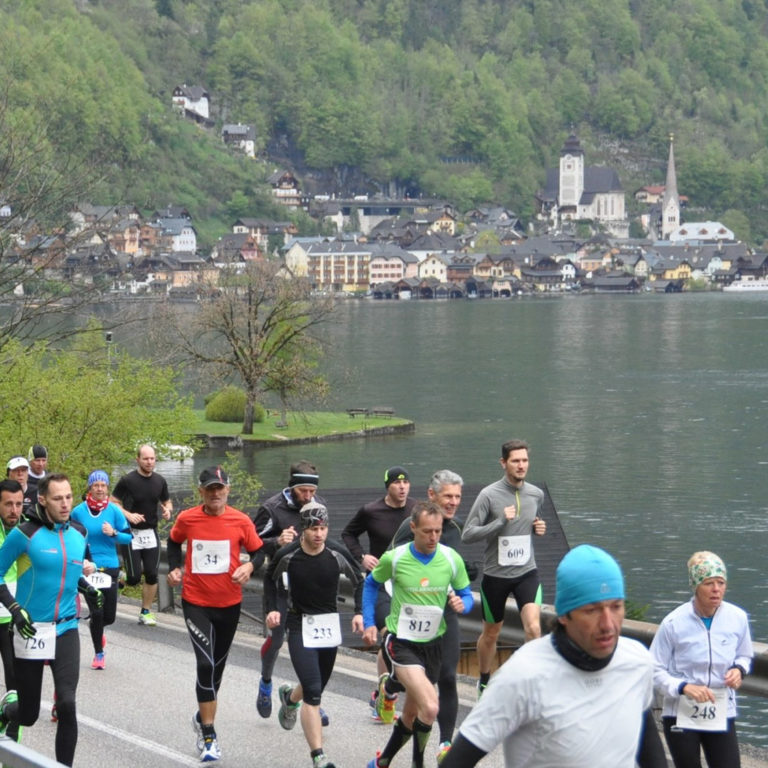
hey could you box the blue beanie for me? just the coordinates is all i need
[555,545,625,616]
[88,470,110,487]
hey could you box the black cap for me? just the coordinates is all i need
[199,466,229,487]
[28,445,47,460]
[384,466,409,487]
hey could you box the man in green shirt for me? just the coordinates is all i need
[362,501,473,768]
[0,478,23,741]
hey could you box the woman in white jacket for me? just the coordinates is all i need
[650,551,753,768]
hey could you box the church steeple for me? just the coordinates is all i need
[661,133,680,239]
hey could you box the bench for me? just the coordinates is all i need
[346,408,369,418]
[371,406,395,417]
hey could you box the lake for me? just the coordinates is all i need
[147,292,768,742]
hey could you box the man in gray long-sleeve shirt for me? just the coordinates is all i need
[461,439,546,697]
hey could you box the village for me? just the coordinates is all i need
[4,84,767,301]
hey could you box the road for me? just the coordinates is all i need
[15,600,506,768]
[12,598,768,768]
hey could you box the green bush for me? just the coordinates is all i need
[204,387,266,423]
[205,386,246,422]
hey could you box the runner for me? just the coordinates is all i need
[461,438,546,697]
[650,551,753,768]
[253,460,326,721]
[71,470,132,669]
[264,501,363,768]
[111,443,172,626]
[167,465,264,763]
[441,544,667,768]
[0,479,23,742]
[341,465,415,720]
[389,469,477,763]
[0,473,102,767]
[363,500,473,768]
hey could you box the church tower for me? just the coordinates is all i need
[558,133,584,217]
[661,134,680,239]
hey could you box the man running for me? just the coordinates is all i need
[0,473,101,766]
[0,479,23,742]
[440,545,667,768]
[363,501,473,768]
[265,502,363,768]
[252,460,325,720]
[341,465,415,716]
[389,469,477,763]
[461,438,546,696]
[167,466,263,762]
[111,444,172,626]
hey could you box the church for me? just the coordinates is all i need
[536,133,628,238]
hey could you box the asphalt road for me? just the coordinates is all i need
[11,599,768,768]
[13,600,506,768]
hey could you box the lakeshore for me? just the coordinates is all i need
[193,409,414,449]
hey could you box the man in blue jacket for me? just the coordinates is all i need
[0,473,100,767]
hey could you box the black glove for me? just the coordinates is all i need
[83,585,104,613]
[9,602,36,639]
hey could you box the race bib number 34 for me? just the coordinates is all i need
[498,534,531,566]
[14,622,57,660]
[397,604,443,642]
[676,688,728,732]
[302,612,342,648]
[191,540,231,574]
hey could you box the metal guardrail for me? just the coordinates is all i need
[158,548,768,699]
[0,737,67,768]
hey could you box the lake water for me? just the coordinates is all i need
[148,292,768,742]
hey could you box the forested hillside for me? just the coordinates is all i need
[2,0,768,243]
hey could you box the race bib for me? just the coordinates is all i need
[85,572,112,589]
[191,540,230,574]
[131,528,156,550]
[302,612,342,648]
[676,688,728,732]
[14,622,57,660]
[396,603,443,641]
[498,534,531,566]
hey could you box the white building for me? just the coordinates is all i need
[537,134,628,238]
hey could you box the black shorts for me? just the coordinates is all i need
[381,631,442,685]
[480,569,542,624]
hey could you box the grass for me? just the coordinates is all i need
[193,409,412,441]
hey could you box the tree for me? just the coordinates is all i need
[0,327,196,487]
[160,261,335,434]
[0,93,116,350]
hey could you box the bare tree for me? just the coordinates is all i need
[161,260,335,434]
[0,93,117,349]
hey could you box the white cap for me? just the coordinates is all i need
[7,456,29,471]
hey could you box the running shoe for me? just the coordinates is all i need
[436,740,452,765]
[312,753,336,768]
[366,752,381,768]
[476,679,487,700]
[138,610,157,626]
[91,652,106,670]
[319,707,329,727]
[277,684,300,730]
[0,689,18,734]
[191,711,204,752]
[199,735,221,762]
[375,673,397,725]
[256,678,272,718]
[50,703,57,722]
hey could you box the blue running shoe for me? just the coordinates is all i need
[256,678,272,719]
[319,707,329,727]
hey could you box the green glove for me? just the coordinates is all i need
[84,585,104,612]
[9,602,36,639]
